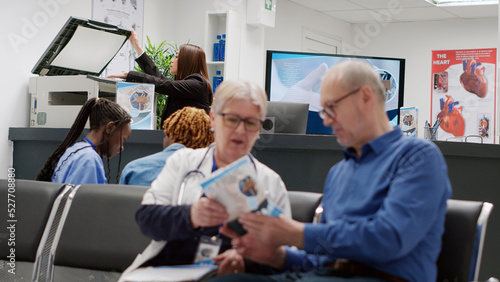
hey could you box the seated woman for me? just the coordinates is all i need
[119,106,214,186]
[36,98,132,185]
[120,80,291,279]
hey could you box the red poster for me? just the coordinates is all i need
[431,48,496,143]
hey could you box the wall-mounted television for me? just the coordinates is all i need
[265,50,405,134]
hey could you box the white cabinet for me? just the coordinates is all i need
[204,10,241,89]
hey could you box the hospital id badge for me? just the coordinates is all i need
[193,235,222,265]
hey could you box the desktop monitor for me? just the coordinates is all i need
[263,101,309,134]
[265,50,405,134]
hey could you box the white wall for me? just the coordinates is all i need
[2,0,498,178]
[357,18,498,138]
[265,1,353,54]
[0,0,91,179]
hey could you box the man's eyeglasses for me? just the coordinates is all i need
[319,87,361,120]
[217,113,263,132]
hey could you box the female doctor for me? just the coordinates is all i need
[119,80,291,279]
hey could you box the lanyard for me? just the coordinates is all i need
[82,137,96,152]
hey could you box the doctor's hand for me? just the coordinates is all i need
[190,197,228,229]
[213,249,245,275]
[238,213,305,249]
[106,72,129,80]
[280,63,328,111]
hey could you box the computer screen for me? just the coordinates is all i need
[264,101,309,134]
[265,50,405,134]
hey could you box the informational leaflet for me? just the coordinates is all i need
[400,106,418,138]
[116,81,155,130]
[200,155,282,235]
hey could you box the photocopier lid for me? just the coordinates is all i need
[32,17,131,77]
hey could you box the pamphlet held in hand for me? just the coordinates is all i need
[200,155,282,235]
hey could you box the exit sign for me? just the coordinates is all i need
[265,0,272,11]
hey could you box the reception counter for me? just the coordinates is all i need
[8,127,500,280]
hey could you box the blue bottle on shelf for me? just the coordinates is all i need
[219,34,226,61]
[213,35,221,61]
[213,70,223,93]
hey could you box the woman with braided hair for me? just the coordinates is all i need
[36,98,132,185]
[120,106,214,186]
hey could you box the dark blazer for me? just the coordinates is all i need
[126,53,211,125]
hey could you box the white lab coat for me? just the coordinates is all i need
[119,146,291,280]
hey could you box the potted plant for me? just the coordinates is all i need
[134,37,178,129]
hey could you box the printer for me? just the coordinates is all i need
[29,17,132,128]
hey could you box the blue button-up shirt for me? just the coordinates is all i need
[285,127,452,282]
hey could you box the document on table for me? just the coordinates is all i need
[121,264,218,282]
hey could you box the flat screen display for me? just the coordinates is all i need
[265,50,405,134]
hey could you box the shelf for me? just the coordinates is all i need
[204,10,241,90]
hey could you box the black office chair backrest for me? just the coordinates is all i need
[0,179,67,262]
[288,191,323,223]
[436,199,493,282]
[53,184,150,272]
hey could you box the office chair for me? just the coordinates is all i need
[287,191,323,223]
[436,199,494,282]
[0,179,73,282]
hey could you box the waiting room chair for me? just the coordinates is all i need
[46,184,151,282]
[436,199,494,282]
[287,191,323,223]
[0,179,73,282]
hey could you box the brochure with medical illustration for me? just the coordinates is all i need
[400,106,418,138]
[200,155,282,235]
[116,81,155,130]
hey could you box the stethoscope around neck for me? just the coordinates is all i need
[176,144,257,206]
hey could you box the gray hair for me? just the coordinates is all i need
[335,60,386,104]
[211,80,268,120]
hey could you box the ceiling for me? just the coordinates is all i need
[287,0,498,23]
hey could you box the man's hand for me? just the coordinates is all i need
[238,213,305,248]
[219,224,286,270]
[212,249,245,275]
[190,198,229,229]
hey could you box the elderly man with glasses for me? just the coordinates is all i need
[215,60,452,282]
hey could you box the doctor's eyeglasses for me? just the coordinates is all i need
[217,113,262,132]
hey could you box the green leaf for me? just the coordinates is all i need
[136,36,186,129]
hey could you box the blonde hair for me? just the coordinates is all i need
[163,107,214,149]
[211,80,267,120]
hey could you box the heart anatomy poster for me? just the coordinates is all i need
[431,48,496,144]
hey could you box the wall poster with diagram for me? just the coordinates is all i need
[431,48,496,144]
[92,0,144,77]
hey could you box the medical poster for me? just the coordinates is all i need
[116,82,155,130]
[92,0,144,77]
[431,48,496,143]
